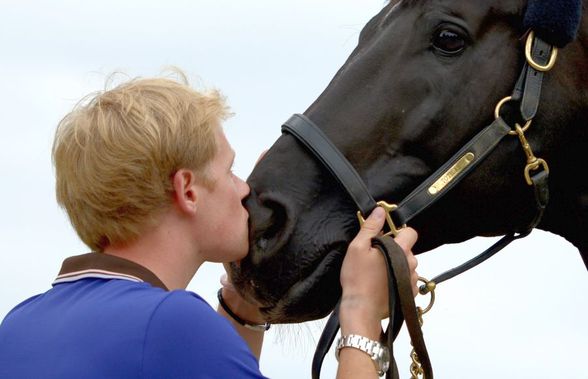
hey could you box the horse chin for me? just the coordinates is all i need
[259,248,344,323]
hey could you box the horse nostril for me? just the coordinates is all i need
[258,198,288,242]
[256,238,268,250]
[246,191,292,254]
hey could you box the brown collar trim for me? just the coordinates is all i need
[53,252,169,291]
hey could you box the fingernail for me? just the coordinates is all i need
[372,207,385,220]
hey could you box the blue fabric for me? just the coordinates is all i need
[0,279,268,379]
[523,0,583,47]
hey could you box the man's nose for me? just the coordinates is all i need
[240,177,251,199]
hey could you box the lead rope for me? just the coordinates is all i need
[409,326,423,378]
[370,236,434,379]
[409,309,424,379]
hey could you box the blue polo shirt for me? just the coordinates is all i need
[0,253,268,378]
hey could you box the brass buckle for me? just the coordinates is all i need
[356,200,405,237]
[525,31,558,72]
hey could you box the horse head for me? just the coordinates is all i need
[230,0,588,323]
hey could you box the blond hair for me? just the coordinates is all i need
[52,75,230,251]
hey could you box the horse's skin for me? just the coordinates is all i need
[229,0,588,323]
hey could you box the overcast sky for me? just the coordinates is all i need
[0,1,586,378]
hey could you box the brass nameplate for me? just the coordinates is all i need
[428,152,475,195]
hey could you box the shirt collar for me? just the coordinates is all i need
[53,252,169,291]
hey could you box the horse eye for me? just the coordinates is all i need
[432,29,466,55]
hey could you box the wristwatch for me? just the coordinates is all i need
[335,334,390,376]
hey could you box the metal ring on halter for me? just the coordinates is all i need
[525,31,558,72]
[494,96,533,135]
[416,277,436,315]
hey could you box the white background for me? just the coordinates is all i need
[0,1,586,378]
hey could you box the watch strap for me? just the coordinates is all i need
[217,288,271,332]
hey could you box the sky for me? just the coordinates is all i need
[0,1,586,378]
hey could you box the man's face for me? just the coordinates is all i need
[195,126,251,263]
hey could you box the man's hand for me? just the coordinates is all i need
[339,207,418,338]
[336,207,419,378]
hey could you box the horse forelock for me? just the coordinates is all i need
[524,0,583,47]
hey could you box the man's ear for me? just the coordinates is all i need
[172,169,198,214]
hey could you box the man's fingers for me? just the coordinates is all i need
[405,253,418,271]
[394,227,418,252]
[412,274,419,297]
[347,211,421,298]
[394,228,419,297]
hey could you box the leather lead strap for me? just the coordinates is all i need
[526,170,549,231]
[373,236,433,379]
[429,233,525,286]
[311,304,341,379]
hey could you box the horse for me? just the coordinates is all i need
[229,0,588,329]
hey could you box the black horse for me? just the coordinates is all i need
[229,0,588,324]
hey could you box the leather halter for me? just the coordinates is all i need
[282,32,555,379]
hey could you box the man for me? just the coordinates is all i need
[0,76,418,378]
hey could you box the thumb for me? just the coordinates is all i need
[357,206,386,239]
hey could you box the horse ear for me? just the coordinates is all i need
[523,0,583,47]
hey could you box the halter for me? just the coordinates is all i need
[282,31,557,379]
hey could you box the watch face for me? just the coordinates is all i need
[379,346,391,373]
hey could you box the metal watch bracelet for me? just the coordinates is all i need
[335,334,390,376]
